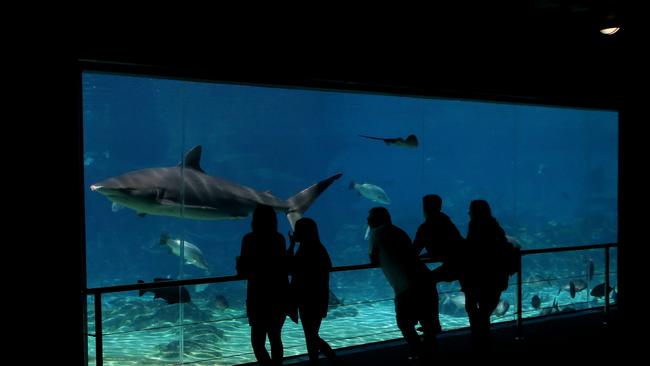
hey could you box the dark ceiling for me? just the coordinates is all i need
[79,1,631,107]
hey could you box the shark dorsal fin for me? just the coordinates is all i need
[180,145,205,173]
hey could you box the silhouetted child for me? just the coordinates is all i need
[237,204,289,366]
[287,217,341,366]
[367,207,440,363]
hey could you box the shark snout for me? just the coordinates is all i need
[90,184,103,192]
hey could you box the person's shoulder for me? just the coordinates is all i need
[393,225,411,239]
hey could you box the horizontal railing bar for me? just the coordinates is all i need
[84,243,617,295]
[520,243,616,255]
[85,275,242,295]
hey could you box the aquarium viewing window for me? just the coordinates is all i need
[82,70,618,365]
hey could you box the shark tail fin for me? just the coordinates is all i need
[137,280,145,297]
[286,173,343,229]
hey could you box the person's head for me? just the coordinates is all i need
[367,206,392,229]
[294,217,320,243]
[251,204,278,232]
[469,199,492,221]
[422,194,442,219]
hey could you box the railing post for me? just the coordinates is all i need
[94,293,103,366]
[516,249,523,340]
[604,246,610,324]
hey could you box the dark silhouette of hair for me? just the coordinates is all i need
[294,217,320,243]
[251,204,278,232]
[469,199,492,220]
[423,194,442,216]
[368,206,392,227]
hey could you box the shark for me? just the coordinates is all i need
[90,145,342,228]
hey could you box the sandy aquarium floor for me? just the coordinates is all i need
[87,282,614,366]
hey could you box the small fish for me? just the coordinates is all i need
[349,181,391,205]
[559,279,588,296]
[214,294,229,310]
[531,294,541,309]
[138,278,191,304]
[493,299,510,316]
[160,233,210,271]
[590,283,614,298]
[358,134,418,148]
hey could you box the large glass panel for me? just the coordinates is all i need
[83,71,618,363]
[509,106,618,248]
[520,248,615,320]
[83,72,617,285]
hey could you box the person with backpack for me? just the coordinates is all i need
[458,199,518,352]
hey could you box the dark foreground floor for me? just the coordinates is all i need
[239,308,625,365]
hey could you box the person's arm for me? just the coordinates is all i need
[413,224,426,257]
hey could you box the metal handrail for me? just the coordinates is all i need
[83,243,617,296]
[86,242,617,365]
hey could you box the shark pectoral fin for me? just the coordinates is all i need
[137,212,147,217]
[159,199,179,207]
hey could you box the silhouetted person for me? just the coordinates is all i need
[413,194,463,341]
[414,194,463,262]
[367,207,440,363]
[236,204,289,366]
[460,200,511,353]
[287,217,341,366]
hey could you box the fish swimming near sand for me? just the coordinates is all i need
[138,278,191,304]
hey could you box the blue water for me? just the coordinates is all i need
[83,72,618,365]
